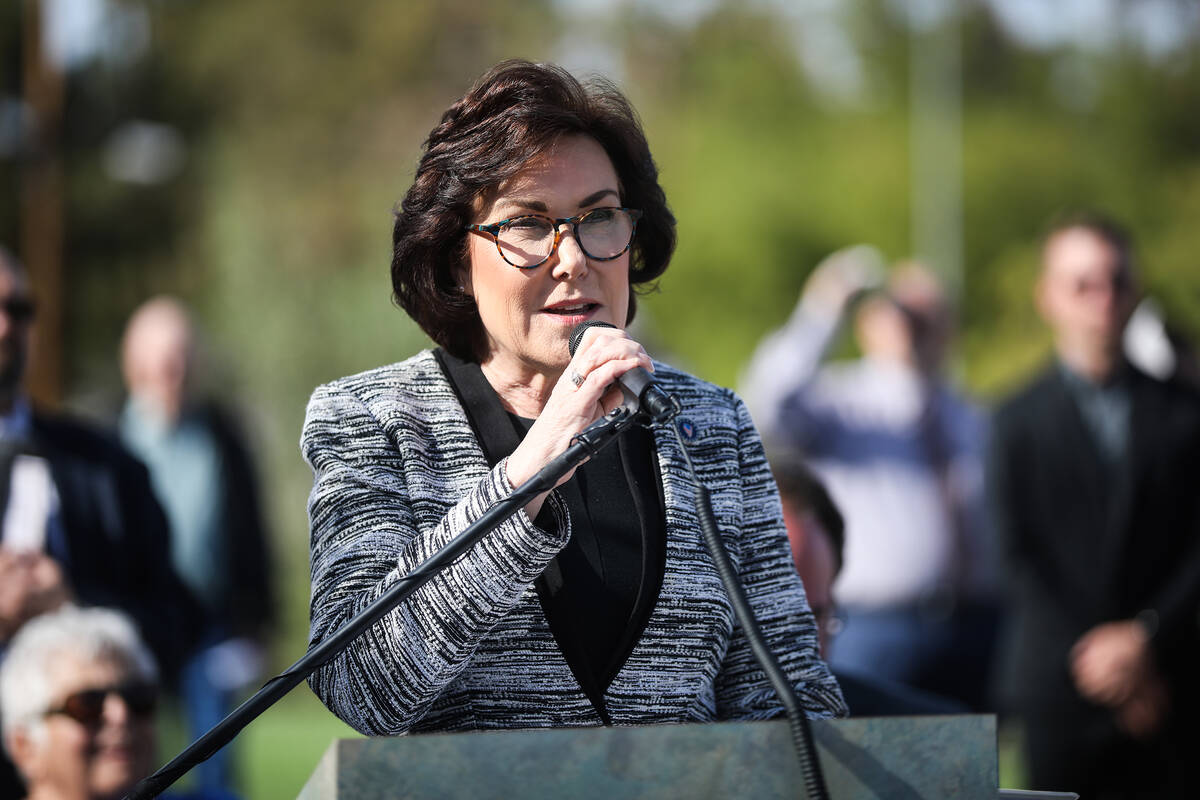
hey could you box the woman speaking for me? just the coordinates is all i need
[302,60,845,734]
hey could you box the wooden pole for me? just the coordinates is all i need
[20,0,66,407]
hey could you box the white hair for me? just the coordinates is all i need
[0,606,158,750]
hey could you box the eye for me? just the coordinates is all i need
[582,208,617,224]
[505,216,550,232]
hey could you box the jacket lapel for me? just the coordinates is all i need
[1042,371,1112,528]
[1100,370,1158,589]
[605,393,732,717]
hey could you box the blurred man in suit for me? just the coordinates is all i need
[990,213,1200,798]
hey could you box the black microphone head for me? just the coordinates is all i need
[568,320,616,357]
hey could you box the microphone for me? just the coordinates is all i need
[568,321,678,422]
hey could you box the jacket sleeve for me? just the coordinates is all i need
[712,396,847,720]
[1141,396,1200,660]
[302,380,570,734]
[739,298,841,449]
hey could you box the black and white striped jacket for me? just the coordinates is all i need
[302,350,846,734]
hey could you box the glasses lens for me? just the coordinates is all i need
[496,217,555,268]
[119,682,159,716]
[578,208,635,260]
[2,298,35,323]
[58,690,107,725]
[52,682,157,725]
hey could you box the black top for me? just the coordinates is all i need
[435,349,666,723]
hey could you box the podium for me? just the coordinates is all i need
[298,714,999,799]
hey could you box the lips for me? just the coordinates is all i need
[543,301,598,315]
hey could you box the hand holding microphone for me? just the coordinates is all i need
[502,322,675,518]
[568,321,678,422]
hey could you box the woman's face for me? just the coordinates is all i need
[13,655,156,800]
[463,135,631,378]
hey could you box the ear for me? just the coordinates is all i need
[6,727,37,782]
[452,260,473,298]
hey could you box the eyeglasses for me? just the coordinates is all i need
[1070,272,1133,297]
[466,207,642,269]
[44,681,158,727]
[1,297,36,323]
[810,603,846,640]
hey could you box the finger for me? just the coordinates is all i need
[571,344,648,382]
[575,323,630,353]
[575,356,645,403]
[599,385,627,416]
[571,328,648,372]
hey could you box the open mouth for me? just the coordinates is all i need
[543,302,598,316]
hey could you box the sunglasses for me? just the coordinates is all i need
[44,681,158,726]
[1,297,36,323]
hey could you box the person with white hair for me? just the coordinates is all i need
[1,606,159,800]
[0,246,200,798]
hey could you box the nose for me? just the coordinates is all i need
[550,225,589,280]
[103,692,132,726]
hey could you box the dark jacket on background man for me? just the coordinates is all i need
[990,363,1200,796]
[25,411,201,674]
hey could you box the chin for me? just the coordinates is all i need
[91,755,147,797]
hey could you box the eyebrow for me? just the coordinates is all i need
[496,189,620,215]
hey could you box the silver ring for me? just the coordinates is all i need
[570,369,585,388]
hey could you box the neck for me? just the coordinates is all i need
[479,358,559,418]
[25,784,86,800]
[1056,338,1123,383]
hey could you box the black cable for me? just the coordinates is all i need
[671,425,830,800]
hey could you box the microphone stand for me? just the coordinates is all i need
[125,406,644,800]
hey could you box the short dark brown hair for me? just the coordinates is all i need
[391,60,676,361]
[770,456,846,573]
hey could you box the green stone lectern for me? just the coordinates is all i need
[298,714,999,799]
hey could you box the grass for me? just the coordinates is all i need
[156,688,362,800]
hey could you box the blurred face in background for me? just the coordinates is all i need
[9,655,157,800]
[1038,226,1137,362]
[121,299,193,424]
[782,498,839,660]
[855,263,951,375]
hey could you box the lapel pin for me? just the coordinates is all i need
[677,418,696,440]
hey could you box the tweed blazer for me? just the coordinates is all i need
[303,350,846,735]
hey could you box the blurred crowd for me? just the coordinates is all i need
[0,246,273,800]
[1,208,1197,799]
[743,212,1200,798]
